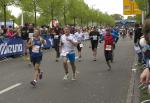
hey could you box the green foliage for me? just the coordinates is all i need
[135,0,146,11]
[7,0,115,26]
[127,16,135,20]
[111,14,124,20]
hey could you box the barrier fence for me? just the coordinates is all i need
[0,35,53,60]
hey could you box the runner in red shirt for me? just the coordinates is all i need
[104,29,115,71]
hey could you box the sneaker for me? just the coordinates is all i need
[30,80,36,86]
[76,70,80,74]
[63,74,69,80]
[39,72,43,80]
[56,58,59,62]
[93,59,96,61]
[72,75,76,81]
[78,58,81,62]
[107,65,111,71]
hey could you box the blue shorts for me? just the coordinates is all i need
[67,52,75,62]
[63,52,75,63]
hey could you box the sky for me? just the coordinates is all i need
[8,0,126,18]
[84,0,123,15]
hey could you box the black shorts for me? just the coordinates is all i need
[91,41,98,50]
[31,56,42,66]
[104,50,112,62]
[77,43,82,52]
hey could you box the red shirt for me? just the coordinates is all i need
[104,33,114,50]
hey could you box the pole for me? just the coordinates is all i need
[21,10,24,26]
[142,11,144,24]
[4,4,6,28]
[51,0,54,27]
[34,0,37,27]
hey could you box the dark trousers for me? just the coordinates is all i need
[54,39,60,58]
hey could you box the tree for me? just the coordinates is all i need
[19,0,41,27]
[15,11,34,25]
[111,14,124,20]
[14,0,115,27]
[127,16,135,20]
[0,0,19,27]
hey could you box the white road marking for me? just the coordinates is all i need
[141,99,150,103]
[0,83,22,95]
[132,68,137,72]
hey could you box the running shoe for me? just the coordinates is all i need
[93,58,97,61]
[63,74,69,80]
[39,72,43,80]
[78,58,81,62]
[30,80,36,86]
[71,75,76,81]
[107,65,111,71]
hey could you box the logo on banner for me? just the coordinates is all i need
[0,43,23,55]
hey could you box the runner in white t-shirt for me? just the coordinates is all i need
[60,26,78,80]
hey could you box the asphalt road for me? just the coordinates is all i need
[0,38,134,103]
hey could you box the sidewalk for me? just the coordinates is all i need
[126,58,140,103]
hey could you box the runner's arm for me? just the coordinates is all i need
[27,39,33,48]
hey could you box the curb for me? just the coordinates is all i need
[126,58,140,103]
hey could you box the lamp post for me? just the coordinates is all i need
[33,0,37,27]
[51,0,54,27]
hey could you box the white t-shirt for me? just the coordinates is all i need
[74,32,84,43]
[60,34,77,54]
[83,32,89,40]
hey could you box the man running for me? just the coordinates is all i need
[89,27,99,61]
[104,29,114,71]
[60,26,78,80]
[27,29,45,86]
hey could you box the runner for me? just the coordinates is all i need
[74,28,84,61]
[60,26,78,80]
[104,29,114,71]
[89,27,99,61]
[27,29,45,86]
[53,23,61,62]
[27,23,34,65]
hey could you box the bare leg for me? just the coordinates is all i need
[63,61,69,74]
[70,62,76,78]
[34,64,40,81]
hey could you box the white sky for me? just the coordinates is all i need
[84,0,123,15]
[8,0,128,18]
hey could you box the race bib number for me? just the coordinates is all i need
[54,35,59,39]
[79,43,84,48]
[32,45,40,53]
[61,51,69,57]
[105,45,112,51]
[29,33,34,38]
[93,35,97,40]
[134,46,141,53]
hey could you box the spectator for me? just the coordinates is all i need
[6,27,15,38]
[140,19,150,94]
[134,23,143,44]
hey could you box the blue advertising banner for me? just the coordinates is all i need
[0,37,24,58]
[42,35,53,49]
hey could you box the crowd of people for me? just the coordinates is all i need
[0,22,136,87]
